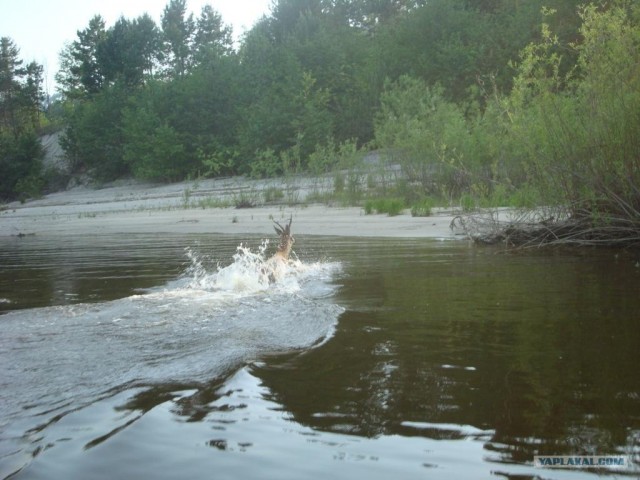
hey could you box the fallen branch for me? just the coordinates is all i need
[451,207,640,248]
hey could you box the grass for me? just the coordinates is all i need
[364,197,405,216]
[410,198,435,217]
[306,181,365,207]
[233,190,259,209]
[263,187,285,203]
[453,184,543,212]
[459,194,476,212]
[195,196,231,209]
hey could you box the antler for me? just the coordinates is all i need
[273,214,292,236]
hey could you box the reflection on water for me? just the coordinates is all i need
[0,235,189,311]
[0,234,639,479]
[257,241,640,467]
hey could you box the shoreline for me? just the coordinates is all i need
[0,178,464,239]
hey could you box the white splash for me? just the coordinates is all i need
[181,241,340,300]
[0,239,344,479]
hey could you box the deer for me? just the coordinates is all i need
[264,215,295,283]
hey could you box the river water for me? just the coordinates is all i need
[0,234,638,479]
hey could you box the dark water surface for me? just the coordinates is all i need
[0,234,638,479]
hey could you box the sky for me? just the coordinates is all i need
[0,0,272,93]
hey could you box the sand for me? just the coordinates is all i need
[0,177,465,239]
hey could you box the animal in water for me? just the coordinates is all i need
[264,215,295,282]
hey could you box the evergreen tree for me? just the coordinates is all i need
[0,37,25,135]
[0,38,44,135]
[0,37,44,200]
[193,5,233,65]
[56,15,107,98]
[161,0,195,78]
[97,14,161,87]
[23,61,45,127]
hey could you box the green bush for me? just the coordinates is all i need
[132,123,187,182]
[198,145,237,178]
[233,191,258,208]
[375,76,474,196]
[364,198,405,216]
[507,3,640,220]
[62,85,129,182]
[411,198,434,217]
[249,148,282,178]
[459,194,476,212]
[0,132,44,201]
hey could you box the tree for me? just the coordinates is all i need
[329,0,426,30]
[23,61,45,126]
[161,0,195,78]
[122,100,187,181]
[0,37,25,134]
[97,14,161,87]
[280,7,377,143]
[0,131,44,200]
[56,15,107,97]
[0,38,44,134]
[193,5,233,65]
[375,76,472,192]
[507,1,640,217]
[270,0,325,40]
[61,83,129,180]
[372,0,492,101]
[121,57,243,181]
[235,19,305,169]
[131,14,163,78]
[46,0,597,195]
[0,37,44,200]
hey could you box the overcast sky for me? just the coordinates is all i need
[0,0,272,93]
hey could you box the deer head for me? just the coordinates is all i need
[273,215,294,259]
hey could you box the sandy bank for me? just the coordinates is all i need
[0,178,464,239]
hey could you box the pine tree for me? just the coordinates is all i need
[161,0,195,78]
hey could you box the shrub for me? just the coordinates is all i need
[0,132,44,201]
[234,191,258,208]
[249,148,281,178]
[411,198,434,217]
[263,187,285,203]
[365,198,405,216]
[508,3,640,223]
[460,194,476,212]
[375,76,474,196]
[333,172,345,193]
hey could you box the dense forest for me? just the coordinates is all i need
[1,0,639,241]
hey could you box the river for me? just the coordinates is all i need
[1,234,638,479]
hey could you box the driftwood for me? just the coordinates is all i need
[451,207,640,248]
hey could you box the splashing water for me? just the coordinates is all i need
[185,241,273,293]
[181,240,336,298]
[0,240,343,476]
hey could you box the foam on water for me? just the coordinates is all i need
[0,242,343,477]
[158,240,337,298]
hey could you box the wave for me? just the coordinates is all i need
[0,242,343,476]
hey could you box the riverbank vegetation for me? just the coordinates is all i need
[0,37,46,200]
[1,0,638,245]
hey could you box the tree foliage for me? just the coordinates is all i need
[56,16,107,98]
[507,2,640,218]
[34,0,636,235]
[161,0,196,78]
[0,37,45,200]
